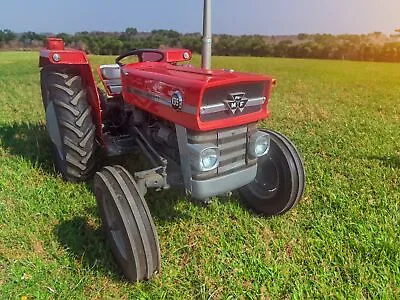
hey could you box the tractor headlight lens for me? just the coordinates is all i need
[200,147,219,171]
[254,135,270,156]
[249,132,271,158]
[188,144,220,172]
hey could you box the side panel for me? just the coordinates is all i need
[39,49,103,142]
[121,67,201,129]
[80,64,103,142]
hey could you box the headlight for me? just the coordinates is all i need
[200,148,219,171]
[188,144,220,172]
[249,131,270,158]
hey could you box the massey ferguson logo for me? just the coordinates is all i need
[223,92,248,114]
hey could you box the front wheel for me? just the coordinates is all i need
[239,130,305,216]
[93,165,161,282]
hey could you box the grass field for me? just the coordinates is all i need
[0,51,399,299]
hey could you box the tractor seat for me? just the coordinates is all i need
[99,64,122,95]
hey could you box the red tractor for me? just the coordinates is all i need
[39,0,304,282]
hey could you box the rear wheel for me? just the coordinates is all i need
[239,130,305,216]
[93,165,160,282]
[40,68,97,182]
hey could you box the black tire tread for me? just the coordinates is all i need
[93,165,160,282]
[41,68,97,182]
[117,166,161,273]
[239,129,305,216]
[95,171,143,281]
[105,166,155,279]
[268,130,305,213]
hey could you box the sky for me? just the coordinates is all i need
[1,0,399,35]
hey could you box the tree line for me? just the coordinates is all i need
[1,28,400,63]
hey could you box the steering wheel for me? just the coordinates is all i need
[115,49,165,66]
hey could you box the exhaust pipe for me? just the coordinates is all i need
[201,0,212,70]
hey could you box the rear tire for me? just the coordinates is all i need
[93,165,160,282]
[239,130,305,216]
[40,68,97,182]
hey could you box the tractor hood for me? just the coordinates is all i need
[121,62,275,131]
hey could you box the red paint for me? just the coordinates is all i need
[46,38,64,50]
[121,62,273,131]
[79,64,102,140]
[40,37,274,143]
[39,49,89,66]
[39,39,102,141]
[159,49,192,63]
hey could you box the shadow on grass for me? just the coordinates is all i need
[0,121,219,278]
[0,121,55,174]
[55,189,191,278]
[0,121,243,222]
[55,215,124,280]
[367,155,400,168]
[55,188,191,278]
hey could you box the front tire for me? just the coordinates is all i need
[40,69,97,182]
[93,165,161,282]
[239,130,305,216]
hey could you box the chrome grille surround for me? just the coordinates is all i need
[200,82,266,121]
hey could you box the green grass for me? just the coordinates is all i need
[0,51,399,299]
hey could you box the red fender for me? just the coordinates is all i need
[39,38,103,143]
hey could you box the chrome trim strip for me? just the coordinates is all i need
[220,149,246,162]
[182,104,197,115]
[218,126,247,139]
[188,131,217,144]
[218,138,246,150]
[218,159,246,174]
[200,96,266,115]
[127,87,197,115]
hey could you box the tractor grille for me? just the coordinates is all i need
[188,123,258,180]
[200,82,266,121]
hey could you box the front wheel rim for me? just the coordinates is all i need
[102,194,128,261]
[252,156,280,199]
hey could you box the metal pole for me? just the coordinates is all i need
[201,0,212,70]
